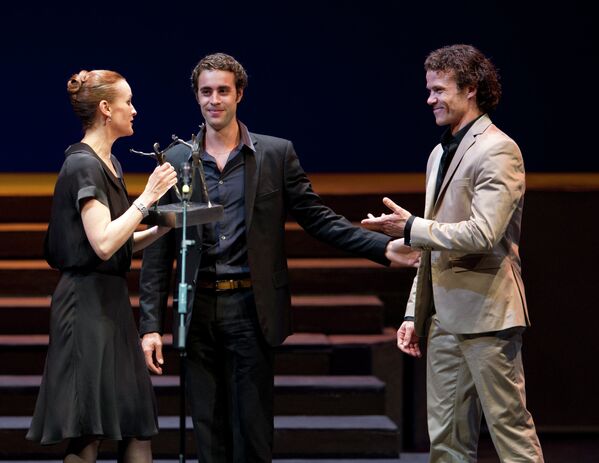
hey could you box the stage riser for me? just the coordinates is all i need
[0,228,365,259]
[0,346,347,377]
[0,193,424,224]
[0,336,395,377]
[0,264,415,297]
[0,297,385,335]
[0,376,386,417]
[0,416,400,459]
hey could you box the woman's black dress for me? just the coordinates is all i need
[26,143,158,445]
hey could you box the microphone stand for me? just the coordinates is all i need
[176,163,192,463]
[171,132,203,463]
[132,127,220,462]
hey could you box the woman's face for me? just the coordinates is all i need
[107,79,137,137]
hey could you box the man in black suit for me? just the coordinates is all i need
[139,53,419,463]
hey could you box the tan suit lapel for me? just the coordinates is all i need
[433,115,493,213]
[424,146,443,219]
[413,145,444,336]
[413,115,494,337]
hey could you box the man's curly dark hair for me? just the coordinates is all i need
[425,44,501,113]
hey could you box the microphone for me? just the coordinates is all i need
[181,161,191,200]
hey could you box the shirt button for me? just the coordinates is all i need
[220,235,226,240]
[218,180,224,185]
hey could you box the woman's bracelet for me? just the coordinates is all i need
[133,200,149,218]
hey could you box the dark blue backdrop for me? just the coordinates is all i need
[2,1,597,173]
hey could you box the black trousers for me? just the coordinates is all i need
[186,288,274,463]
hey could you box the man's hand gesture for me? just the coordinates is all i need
[361,197,412,238]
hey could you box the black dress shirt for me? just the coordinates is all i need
[197,122,255,278]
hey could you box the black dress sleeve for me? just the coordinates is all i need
[44,150,112,271]
[66,153,110,212]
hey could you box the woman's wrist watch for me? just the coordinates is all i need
[133,200,149,218]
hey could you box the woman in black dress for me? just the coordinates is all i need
[26,70,177,462]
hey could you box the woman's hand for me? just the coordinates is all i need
[140,162,177,206]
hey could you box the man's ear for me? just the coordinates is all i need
[466,85,477,100]
[236,88,244,103]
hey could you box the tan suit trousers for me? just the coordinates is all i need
[426,316,544,463]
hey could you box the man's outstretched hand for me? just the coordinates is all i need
[361,197,412,238]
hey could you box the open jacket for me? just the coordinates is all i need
[139,127,390,346]
[406,115,530,336]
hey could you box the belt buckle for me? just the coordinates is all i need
[215,279,235,291]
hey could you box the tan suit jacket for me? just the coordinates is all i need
[406,114,530,336]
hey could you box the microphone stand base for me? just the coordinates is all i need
[142,203,224,228]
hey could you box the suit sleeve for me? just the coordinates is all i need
[410,137,524,253]
[138,191,177,336]
[282,141,391,265]
[404,273,418,318]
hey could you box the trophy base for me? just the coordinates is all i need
[142,202,224,228]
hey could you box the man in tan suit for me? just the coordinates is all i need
[363,45,544,462]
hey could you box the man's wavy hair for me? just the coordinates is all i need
[191,53,248,95]
[425,44,501,113]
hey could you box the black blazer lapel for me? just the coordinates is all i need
[244,135,261,232]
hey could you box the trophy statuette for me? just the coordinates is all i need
[130,127,224,227]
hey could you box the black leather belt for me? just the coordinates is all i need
[196,278,252,291]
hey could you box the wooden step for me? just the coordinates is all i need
[287,295,384,334]
[0,224,46,259]
[0,258,415,297]
[0,459,421,463]
[0,193,418,223]
[0,295,385,335]
[0,331,405,431]
[0,331,398,376]
[274,375,385,415]
[0,375,386,417]
[0,223,367,259]
[0,335,49,376]
[275,331,401,376]
[0,460,420,463]
[0,197,52,223]
[274,415,399,458]
[0,415,399,458]
[0,297,52,334]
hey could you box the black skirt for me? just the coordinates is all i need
[27,272,158,445]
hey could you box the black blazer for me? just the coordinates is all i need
[139,130,390,346]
